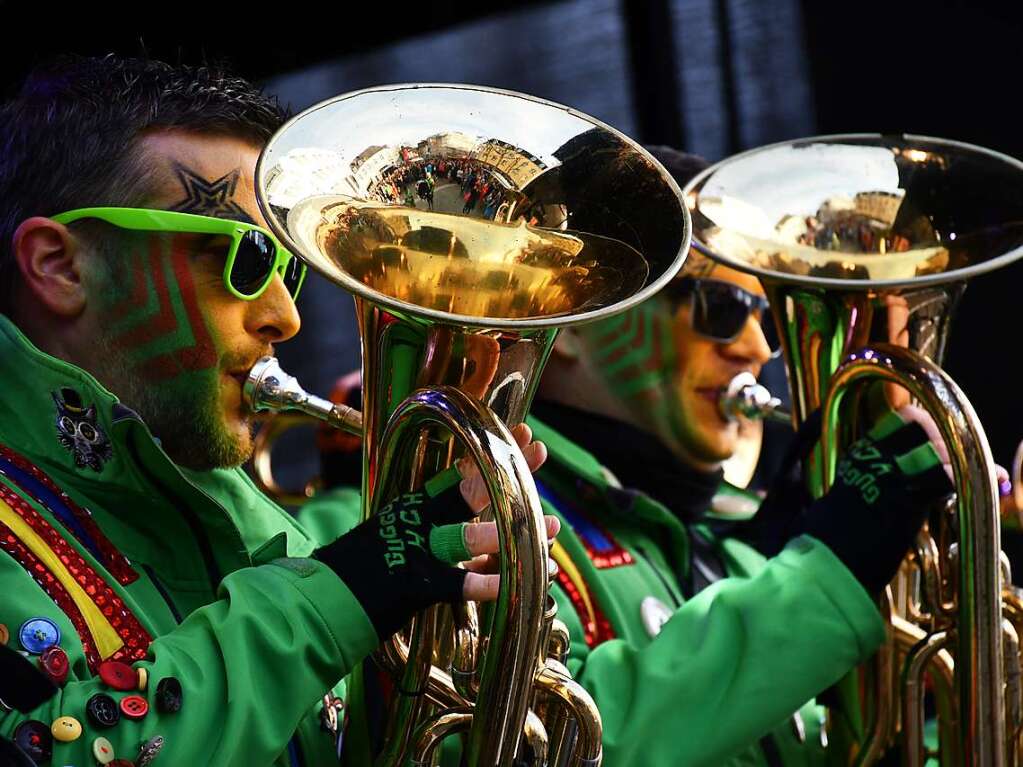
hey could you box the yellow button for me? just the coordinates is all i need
[93,736,115,764]
[137,666,148,691]
[50,715,82,742]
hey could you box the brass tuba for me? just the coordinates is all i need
[247,85,691,766]
[686,134,1023,765]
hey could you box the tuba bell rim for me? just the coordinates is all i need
[683,131,1023,291]
[254,82,692,329]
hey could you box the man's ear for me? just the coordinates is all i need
[12,217,86,317]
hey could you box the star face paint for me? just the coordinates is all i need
[168,164,254,222]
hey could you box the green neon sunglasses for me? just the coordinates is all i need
[51,207,307,301]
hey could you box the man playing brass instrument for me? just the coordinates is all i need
[0,55,557,766]
[519,150,954,765]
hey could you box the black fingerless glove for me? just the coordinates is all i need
[803,412,953,596]
[314,469,475,639]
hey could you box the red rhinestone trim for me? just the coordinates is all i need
[0,444,138,585]
[554,567,615,649]
[0,484,151,672]
[582,533,634,571]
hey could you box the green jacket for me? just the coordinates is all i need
[524,417,887,767]
[0,316,375,766]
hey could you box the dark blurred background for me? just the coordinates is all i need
[2,0,1021,484]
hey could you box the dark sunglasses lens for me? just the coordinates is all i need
[230,230,276,295]
[695,284,749,340]
[282,256,305,298]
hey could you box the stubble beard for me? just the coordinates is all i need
[94,339,255,471]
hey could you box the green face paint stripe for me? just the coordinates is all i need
[608,370,664,398]
[125,244,202,360]
[111,236,179,351]
[137,236,219,380]
[103,234,218,381]
[588,310,642,360]
[103,238,159,334]
[600,306,659,376]
[107,249,155,330]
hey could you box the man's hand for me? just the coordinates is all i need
[314,473,558,639]
[803,412,953,596]
[455,422,548,513]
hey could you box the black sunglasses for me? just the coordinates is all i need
[667,278,781,353]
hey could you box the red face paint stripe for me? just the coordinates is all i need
[136,237,218,381]
[0,444,138,585]
[113,238,179,350]
[0,484,152,671]
[167,235,217,370]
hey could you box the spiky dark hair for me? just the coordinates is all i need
[0,54,288,314]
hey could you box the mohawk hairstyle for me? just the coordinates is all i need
[0,54,288,314]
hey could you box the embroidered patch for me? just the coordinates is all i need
[52,388,112,472]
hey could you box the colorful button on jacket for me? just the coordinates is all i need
[18,618,60,655]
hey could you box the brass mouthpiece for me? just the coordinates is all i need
[718,372,790,424]
[244,356,363,436]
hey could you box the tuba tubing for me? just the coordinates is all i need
[369,386,552,767]
[822,344,1005,765]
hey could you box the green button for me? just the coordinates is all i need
[93,736,115,764]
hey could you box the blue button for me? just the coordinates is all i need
[18,617,60,655]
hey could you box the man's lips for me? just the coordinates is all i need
[695,386,725,404]
[695,384,735,422]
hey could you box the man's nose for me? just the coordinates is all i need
[245,273,301,343]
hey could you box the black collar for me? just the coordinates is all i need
[531,400,722,524]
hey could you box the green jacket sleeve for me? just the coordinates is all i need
[559,536,886,767]
[296,486,364,545]
[0,554,378,767]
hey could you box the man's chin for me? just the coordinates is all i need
[163,418,255,471]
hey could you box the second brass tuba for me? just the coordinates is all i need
[687,134,1023,765]
[249,85,691,766]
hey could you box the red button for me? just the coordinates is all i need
[119,694,149,720]
[98,660,136,691]
[38,645,69,685]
